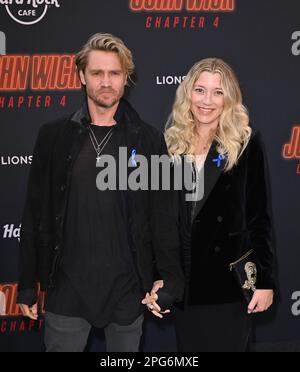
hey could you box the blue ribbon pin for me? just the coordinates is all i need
[131,149,137,167]
[213,154,226,168]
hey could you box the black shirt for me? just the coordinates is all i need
[46,114,144,327]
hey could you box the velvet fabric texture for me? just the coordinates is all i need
[177,131,276,306]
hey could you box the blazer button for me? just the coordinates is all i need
[214,246,221,253]
[217,216,223,223]
[66,155,72,163]
[54,245,60,251]
[55,216,63,227]
[60,184,66,192]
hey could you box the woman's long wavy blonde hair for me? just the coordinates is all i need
[165,58,252,171]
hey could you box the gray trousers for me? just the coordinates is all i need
[44,312,144,352]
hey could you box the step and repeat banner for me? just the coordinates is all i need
[0,0,299,352]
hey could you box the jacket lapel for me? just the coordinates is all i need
[121,103,143,215]
[124,113,142,163]
[192,142,224,221]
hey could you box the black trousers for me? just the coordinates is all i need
[174,302,252,352]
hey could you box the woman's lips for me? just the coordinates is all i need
[197,107,215,114]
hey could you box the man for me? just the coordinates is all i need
[17,33,184,352]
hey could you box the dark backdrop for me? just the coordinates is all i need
[0,0,299,352]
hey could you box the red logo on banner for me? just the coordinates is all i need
[129,0,235,11]
[0,54,81,109]
[129,0,236,29]
[282,126,300,174]
[0,55,81,91]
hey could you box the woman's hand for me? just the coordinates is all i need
[248,290,274,314]
[19,303,38,320]
[142,280,170,319]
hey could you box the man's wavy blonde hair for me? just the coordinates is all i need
[165,58,252,171]
[75,33,135,84]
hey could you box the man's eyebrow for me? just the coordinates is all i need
[89,69,123,73]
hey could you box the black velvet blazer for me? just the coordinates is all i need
[177,131,276,306]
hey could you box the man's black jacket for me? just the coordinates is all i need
[18,99,184,306]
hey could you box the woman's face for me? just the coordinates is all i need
[191,71,225,128]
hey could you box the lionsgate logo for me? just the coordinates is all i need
[0,155,33,166]
[156,75,186,86]
[1,0,60,26]
[2,224,21,241]
[291,291,300,316]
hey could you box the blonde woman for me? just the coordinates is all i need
[165,58,276,352]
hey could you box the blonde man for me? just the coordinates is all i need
[17,34,184,352]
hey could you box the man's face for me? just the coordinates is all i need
[79,50,127,109]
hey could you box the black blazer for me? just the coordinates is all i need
[18,99,184,306]
[177,131,276,306]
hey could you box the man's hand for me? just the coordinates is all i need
[151,280,164,294]
[19,303,38,320]
[142,280,170,319]
[248,290,274,314]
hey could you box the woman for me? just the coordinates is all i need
[148,58,276,352]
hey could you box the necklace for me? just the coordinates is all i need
[88,125,114,164]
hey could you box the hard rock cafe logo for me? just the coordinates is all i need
[282,126,300,175]
[0,0,60,26]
